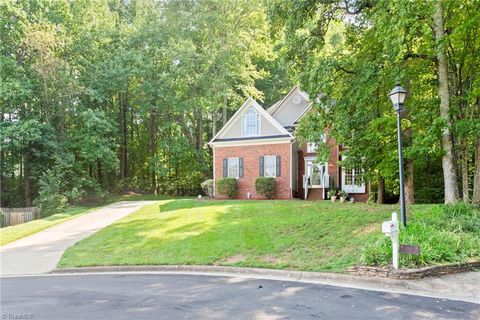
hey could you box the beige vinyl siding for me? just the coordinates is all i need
[221,113,284,138]
[272,93,310,126]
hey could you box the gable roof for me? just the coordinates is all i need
[266,99,281,114]
[268,85,309,117]
[208,97,292,145]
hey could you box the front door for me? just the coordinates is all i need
[305,160,327,188]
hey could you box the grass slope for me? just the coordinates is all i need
[59,200,396,272]
[0,205,99,246]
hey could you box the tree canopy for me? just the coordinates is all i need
[1,0,478,209]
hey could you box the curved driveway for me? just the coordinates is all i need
[0,201,154,276]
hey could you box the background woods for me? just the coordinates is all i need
[1,0,479,209]
[0,0,289,208]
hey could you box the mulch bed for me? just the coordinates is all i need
[347,261,480,279]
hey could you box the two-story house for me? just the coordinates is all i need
[208,86,369,201]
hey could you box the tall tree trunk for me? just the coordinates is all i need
[377,176,385,204]
[23,155,32,207]
[404,159,415,204]
[473,137,480,205]
[97,160,103,188]
[433,0,460,203]
[119,92,128,182]
[196,107,203,150]
[0,113,3,207]
[403,77,415,205]
[212,111,217,137]
[222,95,227,126]
[58,102,66,141]
[150,107,158,194]
[461,142,469,203]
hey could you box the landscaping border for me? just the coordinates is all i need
[347,261,480,279]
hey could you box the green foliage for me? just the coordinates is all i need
[255,177,276,199]
[201,179,214,198]
[216,178,238,199]
[0,0,274,206]
[328,189,337,198]
[34,170,68,217]
[268,0,480,204]
[362,204,480,268]
[338,191,348,198]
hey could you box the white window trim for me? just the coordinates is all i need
[307,142,317,153]
[304,158,328,188]
[341,167,365,193]
[264,155,277,177]
[242,108,261,137]
[228,157,240,179]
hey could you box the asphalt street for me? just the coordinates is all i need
[1,273,478,320]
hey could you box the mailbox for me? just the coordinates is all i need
[382,212,400,270]
[382,220,398,235]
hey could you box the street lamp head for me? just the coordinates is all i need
[389,84,407,112]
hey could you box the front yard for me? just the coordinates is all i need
[58,199,480,272]
[58,200,389,271]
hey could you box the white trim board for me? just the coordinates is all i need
[208,97,292,146]
[210,137,294,148]
[269,85,310,117]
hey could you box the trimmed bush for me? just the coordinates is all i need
[255,177,276,199]
[201,179,214,198]
[216,178,237,198]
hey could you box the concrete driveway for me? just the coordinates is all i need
[0,201,154,276]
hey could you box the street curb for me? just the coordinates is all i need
[50,265,479,304]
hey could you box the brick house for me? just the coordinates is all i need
[208,86,369,201]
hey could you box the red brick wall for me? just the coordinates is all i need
[214,143,292,199]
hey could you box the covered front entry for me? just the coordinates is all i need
[302,157,329,199]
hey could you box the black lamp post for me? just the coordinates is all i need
[389,83,407,227]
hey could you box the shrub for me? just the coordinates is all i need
[34,169,68,217]
[201,179,214,198]
[216,178,237,198]
[255,177,276,199]
[361,204,480,268]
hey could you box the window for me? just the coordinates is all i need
[307,142,317,153]
[305,160,328,187]
[264,156,276,177]
[342,165,365,193]
[259,156,280,177]
[228,158,239,178]
[306,134,326,153]
[243,108,260,136]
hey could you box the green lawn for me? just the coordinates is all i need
[0,205,100,246]
[59,199,399,272]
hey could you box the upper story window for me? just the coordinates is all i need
[307,134,326,153]
[307,142,317,153]
[243,108,260,137]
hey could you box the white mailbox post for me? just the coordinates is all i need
[382,212,399,270]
